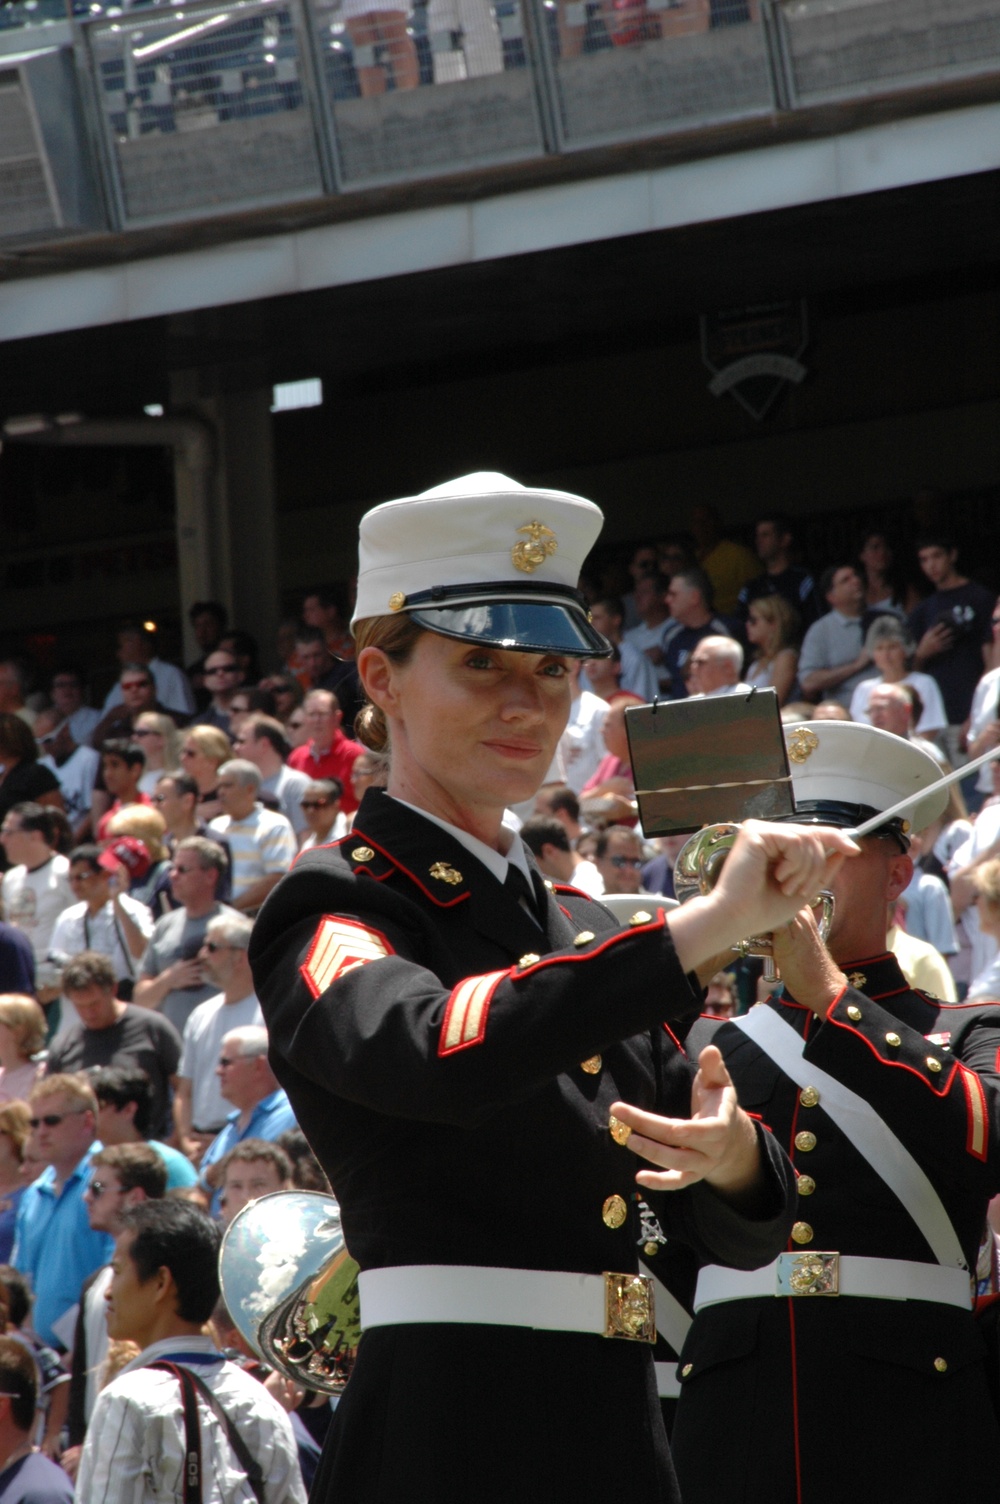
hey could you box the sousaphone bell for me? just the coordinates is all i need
[219,1190,361,1394]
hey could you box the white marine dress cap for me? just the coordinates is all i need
[782,720,948,846]
[350,471,612,658]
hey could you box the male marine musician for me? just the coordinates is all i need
[661,720,1000,1504]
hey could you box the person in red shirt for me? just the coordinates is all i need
[286,690,365,814]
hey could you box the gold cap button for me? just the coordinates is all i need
[602,1194,628,1230]
[791,1221,813,1245]
[847,1005,862,1021]
[885,1032,901,1048]
[934,1357,948,1373]
[643,1241,659,1257]
[927,1056,943,1073]
[794,1131,817,1153]
[799,1086,820,1108]
[608,1115,632,1146]
[388,592,406,611]
[518,953,541,969]
[580,1056,602,1075]
[681,1362,693,1378]
[629,911,652,926]
[574,931,595,947]
[351,846,375,863]
[797,1175,816,1197]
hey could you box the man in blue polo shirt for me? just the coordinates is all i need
[199,1026,296,1217]
[11,1075,112,1351]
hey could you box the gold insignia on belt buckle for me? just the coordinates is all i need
[787,727,819,764]
[776,1251,839,1297]
[512,522,558,574]
[603,1272,656,1342]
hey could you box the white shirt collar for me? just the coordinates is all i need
[119,1334,223,1378]
[388,796,533,888]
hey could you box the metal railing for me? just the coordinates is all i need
[0,0,998,238]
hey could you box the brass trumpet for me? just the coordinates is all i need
[673,823,834,981]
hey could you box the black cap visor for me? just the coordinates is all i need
[783,800,910,851]
[409,598,612,658]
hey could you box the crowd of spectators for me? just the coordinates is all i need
[0,519,994,1498]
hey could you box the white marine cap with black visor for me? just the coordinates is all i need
[350,471,613,659]
[781,719,948,851]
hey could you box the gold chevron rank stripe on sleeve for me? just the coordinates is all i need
[958,1064,988,1162]
[439,970,507,1056]
[300,916,394,998]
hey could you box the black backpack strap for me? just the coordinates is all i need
[148,1360,267,1504]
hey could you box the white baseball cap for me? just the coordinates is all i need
[350,471,612,657]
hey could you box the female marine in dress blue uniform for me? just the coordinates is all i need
[249,473,856,1503]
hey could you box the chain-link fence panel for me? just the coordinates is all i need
[84,0,327,226]
[778,0,1000,105]
[540,0,774,151]
[310,0,546,188]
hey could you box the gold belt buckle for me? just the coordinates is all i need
[603,1272,656,1342]
[776,1251,840,1297]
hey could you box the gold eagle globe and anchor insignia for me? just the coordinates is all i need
[429,862,463,886]
[512,521,558,574]
[787,727,820,764]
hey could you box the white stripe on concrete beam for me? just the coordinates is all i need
[2,100,1000,343]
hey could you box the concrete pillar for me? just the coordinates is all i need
[169,366,279,670]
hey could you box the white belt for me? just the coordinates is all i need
[359,1264,660,1343]
[695,1255,972,1312]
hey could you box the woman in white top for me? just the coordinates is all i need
[967,858,1000,1000]
[849,616,947,739]
[965,596,1000,805]
[0,994,46,1103]
[133,712,182,797]
[744,593,800,706]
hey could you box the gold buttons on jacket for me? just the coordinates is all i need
[580,1056,602,1075]
[885,1032,901,1048]
[351,846,375,863]
[791,1222,813,1245]
[799,1086,820,1108]
[847,1005,862,1021]
[609,1116,632,1146]
[934,1357,948,1373]
[574,931,595,947]
[602,1195,628,1229]
[518,954,541,969]
[643,1241,659,1257]
[629,911,652,926]
[797,1175,816,1197]
[927,1056,943,1073]
[794,1131,817,1153]
[681,1363,693,1378]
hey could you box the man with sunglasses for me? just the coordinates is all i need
[134,838,238,1034]
[174,914,262,1167]
[190,652,244,736]
[594,824,651,898]
[11,1075,112,1351]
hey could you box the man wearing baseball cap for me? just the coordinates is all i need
[671,719,1000,1503]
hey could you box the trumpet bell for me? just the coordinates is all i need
[219,1190,361,1395]
[673,822,835,967]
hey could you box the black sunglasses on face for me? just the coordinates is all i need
[29,1110,86,1129]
